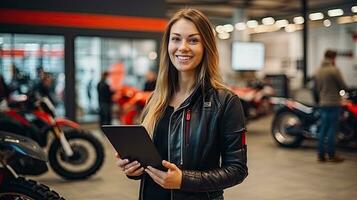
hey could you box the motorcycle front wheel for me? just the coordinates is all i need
[48,129,105,180]
[0,176,64,200]
[271,111,304,148]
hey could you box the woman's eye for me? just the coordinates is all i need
[171,37,180,41]
[189,38,199,44]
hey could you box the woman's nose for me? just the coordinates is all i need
[178,40,189,51]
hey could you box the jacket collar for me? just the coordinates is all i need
[178,81,212,109]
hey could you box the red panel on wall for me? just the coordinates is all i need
[0,8,167,32]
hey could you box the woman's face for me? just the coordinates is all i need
[168,18,204,74]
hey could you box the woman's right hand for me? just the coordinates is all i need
[116,153,144,176]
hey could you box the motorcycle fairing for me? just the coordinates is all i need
[55,118,80,128]
[0,131,47,162]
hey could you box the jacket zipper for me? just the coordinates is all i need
[180,112,184,166]
[168,104,189,200]
[185,109,191,147]
[168,111,174,200]
[140,175,145,200]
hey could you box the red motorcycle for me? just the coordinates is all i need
[231,81,275,120]
[113,86,151,125]
[0,93,105,180]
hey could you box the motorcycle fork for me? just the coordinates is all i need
[39,102,74,157]
[53,126,74,157]
[0,153,19,179]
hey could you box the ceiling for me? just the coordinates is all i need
[166,0,356,24]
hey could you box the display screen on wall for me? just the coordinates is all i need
[231,42,265,71]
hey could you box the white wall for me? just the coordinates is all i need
[309,24,356,87]
[250,23,357,88]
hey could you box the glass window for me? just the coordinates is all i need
[0,33,65,116]
[75,36,157,122]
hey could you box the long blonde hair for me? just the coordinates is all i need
[142,8,226,135]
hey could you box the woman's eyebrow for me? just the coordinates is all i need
[188,33,200,37]
[170,33,200,37]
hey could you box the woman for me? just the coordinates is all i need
[117,8,248,200]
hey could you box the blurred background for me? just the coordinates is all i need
[0,0,356,199]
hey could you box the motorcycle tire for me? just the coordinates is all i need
[271,111,304,148]
[48,129,105,180]
[0,176,65,200]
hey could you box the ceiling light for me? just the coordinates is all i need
[275,19,289,27]
[352,6,357,13]
[293,16,304,24]
[327,9,344,17]
[262,17,275,25]
[309,12,324,20]
[217,32,230,40]
[223,24,234,32]
[247,20,258,28]
[235,22,246,30]
[323,19,331,27]
[148,51,157,60]
[215,25,225,34]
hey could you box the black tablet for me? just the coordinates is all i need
[101,125,162,168]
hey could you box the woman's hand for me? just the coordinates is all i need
[145,160,182,189]
[116,153,144,176]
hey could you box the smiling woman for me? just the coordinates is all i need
[168,18,204,74]
[116,8,248,200]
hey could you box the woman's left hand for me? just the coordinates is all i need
[145,160,182,189]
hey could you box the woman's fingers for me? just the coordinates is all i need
[127,167,145,176]
[124,162,143,175]
[115,154,143,177]
[124,161,139,171]
[116,159,129,169]
[115,152,120,158]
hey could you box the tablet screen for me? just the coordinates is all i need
[102,125,162,168]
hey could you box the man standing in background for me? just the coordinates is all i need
[97,71,113,126]
[314,50,347,163]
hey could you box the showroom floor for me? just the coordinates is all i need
[32,115,357,200]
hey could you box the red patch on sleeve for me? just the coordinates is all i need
[242,132,246,145]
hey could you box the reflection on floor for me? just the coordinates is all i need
[31,115,357,200]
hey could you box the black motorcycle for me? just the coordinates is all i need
[270,89,357,148]
[0,131,65,199]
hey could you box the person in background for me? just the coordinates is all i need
[97,71,113,125]
[0,74,10,102]
[143,70,157,91]
[314,49,347,162]
[34,72,55,104]
[116,8,248,200]
[9,64,30,94]
[87,69,95,112]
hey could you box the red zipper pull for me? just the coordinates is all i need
[186,109,191,121]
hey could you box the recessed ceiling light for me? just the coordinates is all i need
[235,22,246,30]
[247,20,258,28]
[262,17,275,25]
[323,19,331,27]
[293,16,304,24]
[352,6,357,13]
[328,9,344,17]
[309,12,324,20]
[275,19,289,27]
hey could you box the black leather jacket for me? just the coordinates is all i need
[138,84,248,200]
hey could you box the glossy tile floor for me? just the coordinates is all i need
[32,115,357,200]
